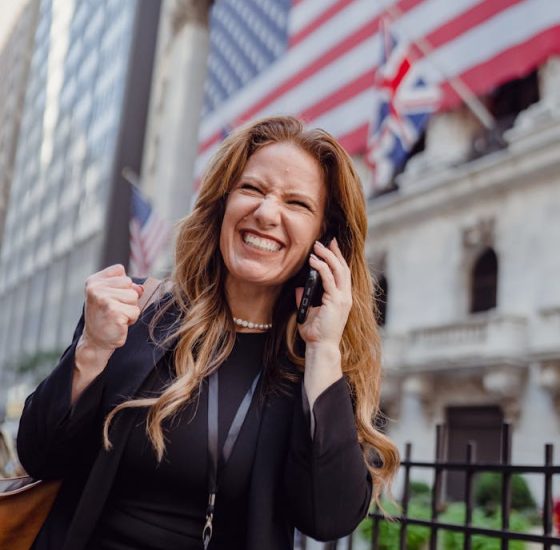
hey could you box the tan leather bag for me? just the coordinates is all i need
[0,276,161,550]
[0,477,62,550]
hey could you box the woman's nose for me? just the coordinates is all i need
[253,197,281,227]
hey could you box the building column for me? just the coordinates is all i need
[512,361,560,504]
[388,374,435,491]
[141,0,213,276]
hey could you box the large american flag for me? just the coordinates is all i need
[196,0,560,189]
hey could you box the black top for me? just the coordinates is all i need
[87,332,268,550]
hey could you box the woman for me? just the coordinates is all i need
[17,116,399,550]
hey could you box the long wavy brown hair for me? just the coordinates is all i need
[103,115,399,504]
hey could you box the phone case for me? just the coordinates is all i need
[295,233,334,324]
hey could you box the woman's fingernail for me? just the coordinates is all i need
[310,253,319,261]
[314,240,324,248]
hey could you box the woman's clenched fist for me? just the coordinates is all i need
[81,264,144,353]
[71,264,145,403]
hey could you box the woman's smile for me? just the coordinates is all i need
[241,230,284,253]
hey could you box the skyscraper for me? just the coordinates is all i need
[0,0,40,246]
[0,0,161,382]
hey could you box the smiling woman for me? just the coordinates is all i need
[17,116,399,550]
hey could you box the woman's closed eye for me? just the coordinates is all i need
[239,183,262,193]
[287,199,313,211]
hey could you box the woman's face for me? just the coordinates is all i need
[220,141,327,291]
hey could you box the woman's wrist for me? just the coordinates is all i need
[75,333,114,374]
[304,342,343,410]
[71,334,113,405]
[305,341,340,363]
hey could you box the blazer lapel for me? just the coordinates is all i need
[246,382,299,550]
[62,300,179,550]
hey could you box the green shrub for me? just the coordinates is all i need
[359,498,431,550]
[439,502,530,550]
[409,480,431,498]
[474,473,536,513]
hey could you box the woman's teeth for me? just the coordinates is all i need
[242,232,281,252]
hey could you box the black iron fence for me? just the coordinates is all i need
[301,424,560,549]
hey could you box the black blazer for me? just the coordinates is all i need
[17,299,373,550]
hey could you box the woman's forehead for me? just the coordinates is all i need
[242,143,325,187]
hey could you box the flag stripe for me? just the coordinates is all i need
[440,24,560,107]
[290,0,353,47]
[290,0,340,38]
[298,70,373,122]
[424,0,524,56]
[340,123,368,154]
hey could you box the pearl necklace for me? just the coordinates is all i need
[233,317,272,331]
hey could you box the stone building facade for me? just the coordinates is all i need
[0,0,40,244]
[365,57,560,502]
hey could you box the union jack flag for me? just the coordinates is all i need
[129,184,171,278]
[195,0,560,195]
[366,17,440,193]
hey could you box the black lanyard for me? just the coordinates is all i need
[202,369,262,549]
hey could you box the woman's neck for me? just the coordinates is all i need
[225,277,279,330]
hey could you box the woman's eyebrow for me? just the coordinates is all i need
[240,175,266,186]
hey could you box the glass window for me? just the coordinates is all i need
[39,257,66,350]
[470,248,499,313]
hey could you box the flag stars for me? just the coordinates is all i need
[203,0,289,114]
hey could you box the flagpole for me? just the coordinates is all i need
[380,1,496,131]
[122,166,141,189]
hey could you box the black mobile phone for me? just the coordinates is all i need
[296,233,334,324]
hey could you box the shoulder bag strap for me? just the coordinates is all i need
[138,276,163,313]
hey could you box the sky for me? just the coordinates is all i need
[0,0,30,52]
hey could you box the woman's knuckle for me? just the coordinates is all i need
[85,284,94,299]
[95,296,109,310]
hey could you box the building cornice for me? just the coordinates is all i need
[382,308,560,374]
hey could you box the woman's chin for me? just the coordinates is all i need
[227,266,288,289]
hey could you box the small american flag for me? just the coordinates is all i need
[195,0,560,193]
[366,17,440,193]
[129,184,171,278]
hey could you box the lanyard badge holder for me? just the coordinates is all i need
[203,369,262,549]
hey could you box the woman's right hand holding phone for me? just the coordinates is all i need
[72,264,144,403]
